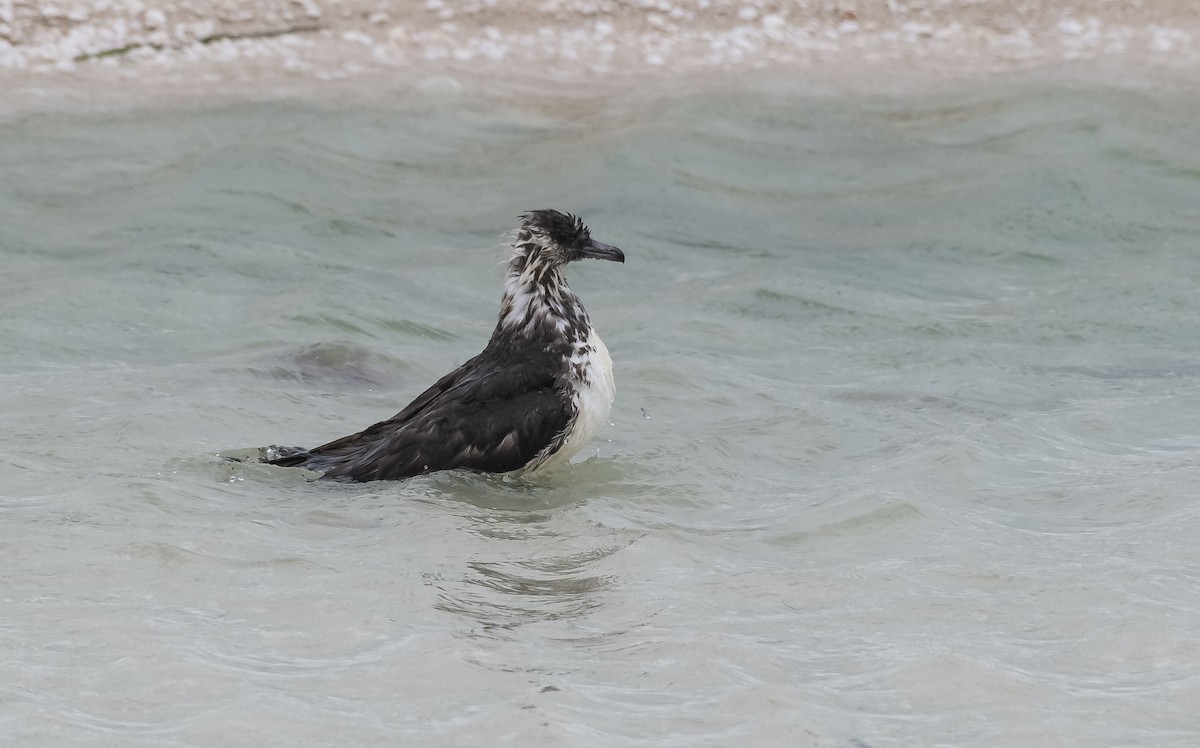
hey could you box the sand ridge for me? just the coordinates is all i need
[1,1,1198,100]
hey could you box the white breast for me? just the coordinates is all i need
[535,328,615,471]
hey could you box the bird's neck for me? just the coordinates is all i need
[494,254,588,343]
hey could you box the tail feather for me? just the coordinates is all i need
[263,444,312,467]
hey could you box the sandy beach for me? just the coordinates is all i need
[2,0,1199,105]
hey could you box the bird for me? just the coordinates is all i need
[264,209,624,482]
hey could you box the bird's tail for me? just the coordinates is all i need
[263,445,312,467]
[218,445,310,466]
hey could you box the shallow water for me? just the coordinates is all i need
[3,74,1200,746]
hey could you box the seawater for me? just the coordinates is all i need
[3,74,1200,747]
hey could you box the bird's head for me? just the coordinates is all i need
[513,209,625,270]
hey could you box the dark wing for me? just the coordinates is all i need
[268,352,572,481]
[270,355,479,466]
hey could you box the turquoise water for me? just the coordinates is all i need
[3,75,1200,746]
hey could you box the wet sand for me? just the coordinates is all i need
[2,0,1199,107]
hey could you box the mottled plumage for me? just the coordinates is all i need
[267,210,623,482]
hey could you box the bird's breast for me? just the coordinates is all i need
[534,327,615,470]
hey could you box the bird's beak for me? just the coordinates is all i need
[578,239,625,263]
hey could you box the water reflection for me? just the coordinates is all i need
[433,550,617,632]
[422,473,633,633]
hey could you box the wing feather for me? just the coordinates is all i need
[268,348,573,481]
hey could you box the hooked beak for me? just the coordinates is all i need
[578,238,625,263]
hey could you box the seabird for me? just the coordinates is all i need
[265,209,624,482]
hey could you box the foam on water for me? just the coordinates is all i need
[3,75,1200,746]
